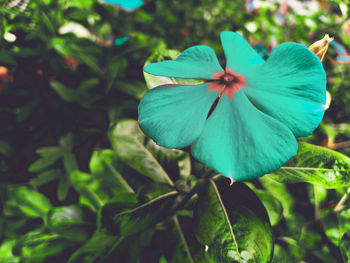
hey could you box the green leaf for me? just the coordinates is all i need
[266,142,350,188]
[0,240,21,263]
[51,37,72,57]
[13,187,52,218]
[89,149,135,194]
[19,229,75,260]
[46,205,93,242]
[59,133,74,153]
[251,188,283,226]
[57,174,71,201]
[259,176,295,219]
[28,146,62,173]
[0,140,13,156]
[63,152,79,174]
[271,244,295,263]
[70,171,104,211]
[117,80,148,99]
[115,191,178,236]
[194,179,273,263]
[143,45,203,89]
[340,233,350,263]
[109,119,174,185]
[68,232,118,263]
[105,58,124,93]
[29,169,63,188]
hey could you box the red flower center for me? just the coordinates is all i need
[208,68,248,100]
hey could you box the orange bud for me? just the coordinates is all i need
[229,178,234,186]
[309,34,333,62]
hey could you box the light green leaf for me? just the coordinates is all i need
[266,142,350,188]
[89,149,135,194]
[70,171,104,211]
[20,229,75,260]
[0,240,21,263]
[46,205,92,242]
[109,119,174,185]
[194,179,273,263]
[14,187,52,218]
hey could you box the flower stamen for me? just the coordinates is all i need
[209,68,248,100]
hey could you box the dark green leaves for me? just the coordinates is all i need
[267,142,350,188]
[194,179,273,263]
[115,191,178,236]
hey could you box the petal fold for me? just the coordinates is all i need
[244,42,326,138]
[192,91,298,181]
[138,83,218,149]
[144,45,223,79]
[220,31,264,75]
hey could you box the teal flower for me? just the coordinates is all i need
[139,31,326,182]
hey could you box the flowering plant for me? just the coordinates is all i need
[139,31,326,181]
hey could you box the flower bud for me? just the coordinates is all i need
[309,34,334,62]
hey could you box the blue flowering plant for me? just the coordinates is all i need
[139,31,327,182]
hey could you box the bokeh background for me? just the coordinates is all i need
[1,0,350,262]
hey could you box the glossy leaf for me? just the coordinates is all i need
[13,187,52,218]
[0,240,21,263]
[194,179,273,263]
[266,142,350,188]
[109,119,174,185]
[68,232,118,263]
[252,188,283,226]
[115,191,178,236]
[46,205,93,242]
[19,229,76,260]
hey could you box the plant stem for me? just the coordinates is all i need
[100,236,125,263]
[334,187,350,212]
[314,185,319,219]
[173,215,195,263]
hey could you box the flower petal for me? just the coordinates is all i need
[138,83,219,149]
[144,45,223,79]
[192,91,298,181]
[220,31,264,75]
[244,42,326,138]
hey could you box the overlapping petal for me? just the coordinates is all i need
[144,46,223,79]
[244,42,326,137]
[192,91,298,181]
[138,83,219,149]
[220,31,264,75]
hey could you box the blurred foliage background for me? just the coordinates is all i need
[1,0,350,262]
